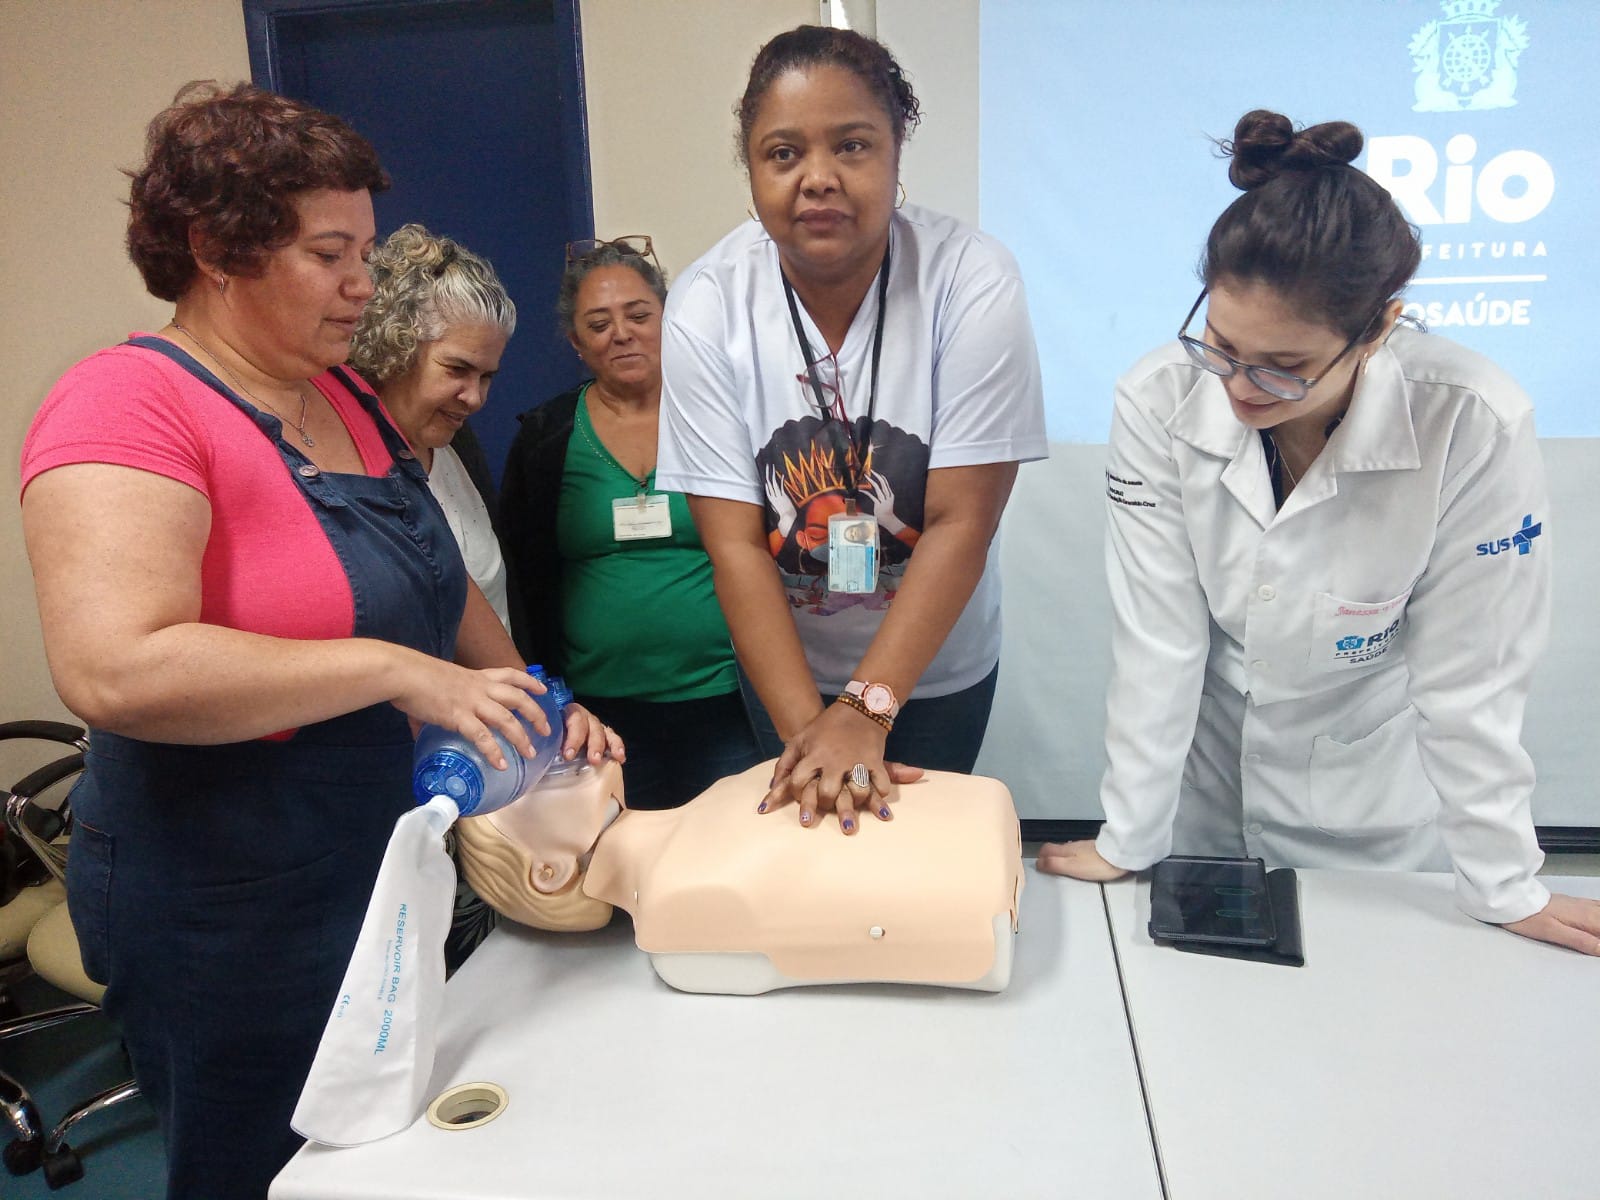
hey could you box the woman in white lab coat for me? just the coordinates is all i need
[1039,110,1600,956]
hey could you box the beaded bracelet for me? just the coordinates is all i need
[835,693,894,731]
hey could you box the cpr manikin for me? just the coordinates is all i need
[294,758,1025,1147]
[454,759,1024,994]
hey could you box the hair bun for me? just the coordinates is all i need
[1224,109,1363,190]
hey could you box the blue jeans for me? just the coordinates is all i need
[737,663,1000,773]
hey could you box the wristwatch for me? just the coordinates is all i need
[843,680,900,720]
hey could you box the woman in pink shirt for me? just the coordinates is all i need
[20,82,618,1199]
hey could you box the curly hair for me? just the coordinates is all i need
[735,25,921,168]
[347,224,517,388]
[126,81,388,302]
[555,243,667,337]
[1202,109,1420,340]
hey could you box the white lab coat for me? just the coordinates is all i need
[1095,327,1551,925]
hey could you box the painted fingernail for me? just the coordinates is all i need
[842,818,855,833]
[878,807,891,820]
[799,811,812,826]
[757,801,768,814]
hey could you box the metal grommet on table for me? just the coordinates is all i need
[426,1081,508,1131]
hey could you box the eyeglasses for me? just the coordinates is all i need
[796,350,848,425]
[1178,289,1380,402]
[564,234,660,273]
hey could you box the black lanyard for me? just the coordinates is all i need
[781,241,891,504]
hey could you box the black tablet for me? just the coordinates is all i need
[1148,855,1278,947]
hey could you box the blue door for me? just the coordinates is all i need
[245,0,592,483]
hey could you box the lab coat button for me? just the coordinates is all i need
[1256,584,1277,601]
[1251,659,1268,671]
[1245,754,1262,764]
[1246,823,1263,836]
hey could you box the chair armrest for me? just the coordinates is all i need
[5,754,83,885]
[0,721,88,751]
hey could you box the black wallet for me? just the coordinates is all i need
[1147,855,1305,967]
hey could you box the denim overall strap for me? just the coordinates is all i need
[124,336,466,675]
[65,338,471,1199]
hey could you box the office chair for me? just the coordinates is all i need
[0,720,142,1189]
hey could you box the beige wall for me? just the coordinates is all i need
[0,1,250,779]
[877,0,979,226]
[580,0,815,277]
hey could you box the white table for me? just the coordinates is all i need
[273,869,1162,1199]
[1104,870,1600,1200]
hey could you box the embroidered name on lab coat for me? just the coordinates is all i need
[1314,590,1412,669]
[1107,470,1156,510]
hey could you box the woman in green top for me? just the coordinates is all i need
[500,238,761,808]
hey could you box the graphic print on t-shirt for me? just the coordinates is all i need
[756,413,929,616]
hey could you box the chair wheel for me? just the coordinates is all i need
[4,1136,43,1176]
[42,1143,83,1190]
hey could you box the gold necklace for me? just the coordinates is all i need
[1276,437,1300,488]
[1264,432,1302,494]
[578,409,649,493]
[169,322,316,448]
[582,385,652,491]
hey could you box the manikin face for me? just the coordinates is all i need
[382,321,508,452]
[745,64,899,286]
[566,265,663,393]
[1200,279,1393,435]
[217,188,378,379]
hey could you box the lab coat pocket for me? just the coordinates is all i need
[1309,587,1413,672]
[1309,705,1436,837]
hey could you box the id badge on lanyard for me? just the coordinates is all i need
[784,241,891,597]
[828,503,879,594]
[612,493,672,541]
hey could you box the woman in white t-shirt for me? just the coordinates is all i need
[350,223,513,631]
[657,25,1047,833]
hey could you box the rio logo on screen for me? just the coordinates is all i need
[1366,134,1552,227]
[1361,0,1556,334]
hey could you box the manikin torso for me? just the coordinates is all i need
[454,760,1024,993]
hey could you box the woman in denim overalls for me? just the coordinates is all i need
[19,83,620,1199]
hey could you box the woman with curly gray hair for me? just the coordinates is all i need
[350,223,517,629]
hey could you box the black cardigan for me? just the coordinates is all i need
[498,383,584,669]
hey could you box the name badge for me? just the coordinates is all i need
[613,494,672,541]
[827,511,878,594]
